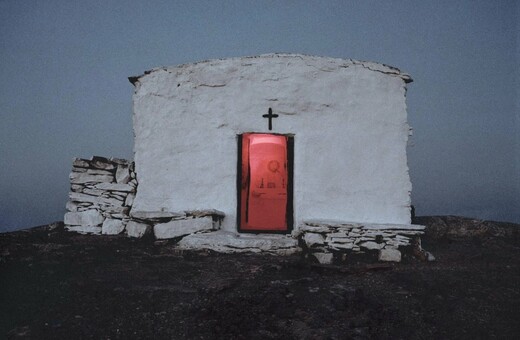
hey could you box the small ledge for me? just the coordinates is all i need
[176,231,300,255]
[302,220,425,231]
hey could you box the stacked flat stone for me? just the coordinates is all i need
[64,156,137,235]
[128,209,225,239]
[297,220,426,264]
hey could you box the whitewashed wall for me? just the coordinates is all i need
[131,54,413,232]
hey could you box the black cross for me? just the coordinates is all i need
[262,108,279,131]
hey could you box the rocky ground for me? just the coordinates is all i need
[1,216,519,339]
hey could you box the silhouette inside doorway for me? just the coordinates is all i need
[238,133,293,232]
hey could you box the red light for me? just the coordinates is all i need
[240,134,288,231]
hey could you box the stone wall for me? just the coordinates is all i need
[63,157,430,262]
[64,156,136,235]
[129,210,225,239]
[296,220,431,263]
[64,156,225,238]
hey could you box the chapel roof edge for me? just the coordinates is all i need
[127,53,412,85]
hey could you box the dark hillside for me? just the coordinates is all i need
[1,217,519,339]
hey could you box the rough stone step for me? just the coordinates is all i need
[154,217,216,240]
[64,210,105,226]
[130,211,185,221]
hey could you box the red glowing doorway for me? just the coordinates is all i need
[238,133,294,233]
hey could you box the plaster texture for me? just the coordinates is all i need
[131,54,413,233]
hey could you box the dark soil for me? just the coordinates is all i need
[1,216,519,339]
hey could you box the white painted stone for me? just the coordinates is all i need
[330,243,355,250]
[89,158,116,170]
[102,218,125,235]
[94,182,134,192]
[384,244,399,250]
[359,241,384,250]
[110,157,129,165]
[126,221,151,238]
[176,231,299,254]
[303,233,325,247]
[99,205,129,214]
[326,237,353,244]
[71,184,84,192]
[65,201,79,212]
[69,172,113,184]
[393,230,425,235]
[84,169,114,176]
[387,240,409,247]
[131,211,184,220]
[187,209,226,218]
[72,158,91,168]
[124,193,135,207]
[82,188,106,196]
[313,252,333,265]
[69,192,122,207]
[363,232,384,237]
[359,237,376,242]
[131,54,413,232]
[327,231,349,238]
[378,248,402,262]
[71,167,87,173]
[154,217,215,239]
[298,225,331,233]
[115,164,131,184]
[107,193,126,201]
[360,224,425,231]
[65,225,102,235]
[305,219,359,227]
[64,210,104,226]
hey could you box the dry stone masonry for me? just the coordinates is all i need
[65,157,225,239]
[63,157,430,262]
[130,209,225,239]
[64,157,137,235]
[296,220,429,264]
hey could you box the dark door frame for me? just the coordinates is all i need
[236,133,294,234]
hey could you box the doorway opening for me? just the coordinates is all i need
[237,133,294,233]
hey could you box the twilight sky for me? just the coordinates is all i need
[0,0,518,231]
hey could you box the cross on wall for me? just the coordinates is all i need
[262,108,279,131]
